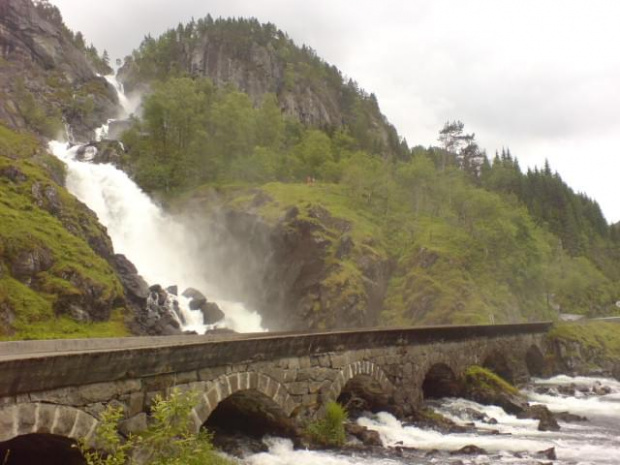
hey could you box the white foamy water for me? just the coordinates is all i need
[245,437,406,465]
[241,376,620,465]
[49,141,264,333]
[104,74,140,118]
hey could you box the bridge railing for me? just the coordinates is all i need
[0,322,552,397]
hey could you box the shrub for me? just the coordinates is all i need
[306,401,348,447]
[81,389,233,465]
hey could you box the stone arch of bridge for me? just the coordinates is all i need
[422,362,460,399]
[525,344,545,377]
[0,402,98,443]
[325,360,394,407]
[186,371,294,432]
[482,349,516,384]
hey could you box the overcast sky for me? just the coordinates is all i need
[50,0,620,223]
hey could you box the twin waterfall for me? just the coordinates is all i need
[50,75,263,334]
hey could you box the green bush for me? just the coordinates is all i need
[81,389,233,465]
[306,401,348,447]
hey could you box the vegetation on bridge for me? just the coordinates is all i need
[81,389,233,465]
[305,401,348,447]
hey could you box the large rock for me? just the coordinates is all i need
[112,254,150,303]
[0,166,27,183]
[517,405,560,431]
[181,287,225,325]
[0,0,118,140]
[10,247,53,283]
[461,366,528,415]
[182,287,207,302]
[76,141,125,167]
[198,301,225,325]
[345,423,382,447]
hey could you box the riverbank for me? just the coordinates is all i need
[546,321,620,378]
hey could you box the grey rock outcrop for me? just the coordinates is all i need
[181,191,392,332]
[0,0,118,140]
[182,288,225,325]
[76,140,125,167]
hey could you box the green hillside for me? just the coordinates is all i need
[0,125,128,340]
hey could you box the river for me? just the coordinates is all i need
[245,375,620,465]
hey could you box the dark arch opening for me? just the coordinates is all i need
[203,390,295,443]
[526,345,545,377]
[483,352,515,384]
[337,374,393,418]
[0,434,85,465]
[422,363,460,399]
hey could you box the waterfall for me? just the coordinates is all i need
[49,75,264,334]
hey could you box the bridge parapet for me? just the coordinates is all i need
[0,323,552,443]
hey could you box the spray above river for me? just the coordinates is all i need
[50,75,264,334]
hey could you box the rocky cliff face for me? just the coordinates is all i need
[546,322,620,379]
[118,18,403,155]
[120,34,340,127]
[179,187,393,331]
[0,0,117,141]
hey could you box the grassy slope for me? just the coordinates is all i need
[548,321,620,361]
[0,126,128,340]
[181,180,557,327]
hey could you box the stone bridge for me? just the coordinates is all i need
[0,322,551,450]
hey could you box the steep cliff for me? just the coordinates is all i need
[176,184,393,331]
[118,17,406,158]
[0,0,117,141]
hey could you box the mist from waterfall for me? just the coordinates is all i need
[49,74,264,334]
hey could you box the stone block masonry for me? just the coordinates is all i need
[0,323,551,442]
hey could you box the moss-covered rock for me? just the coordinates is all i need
[461,366,527,414]
[0,125,127,339]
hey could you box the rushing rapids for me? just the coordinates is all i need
[244,375,620,465]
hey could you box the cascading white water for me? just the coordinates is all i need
[49,74,264,334]
[241,375,620,465]
[48,142,263,333]
[104,74,140,119]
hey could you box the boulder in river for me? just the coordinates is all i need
[555,411,588,423]
[182,287,225,325]
[199,301,225,325]
[461,366,528,414]
[517,405,560,431]
[451,444,487,455]
[536,447,557,460]
[345,423,382,447]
